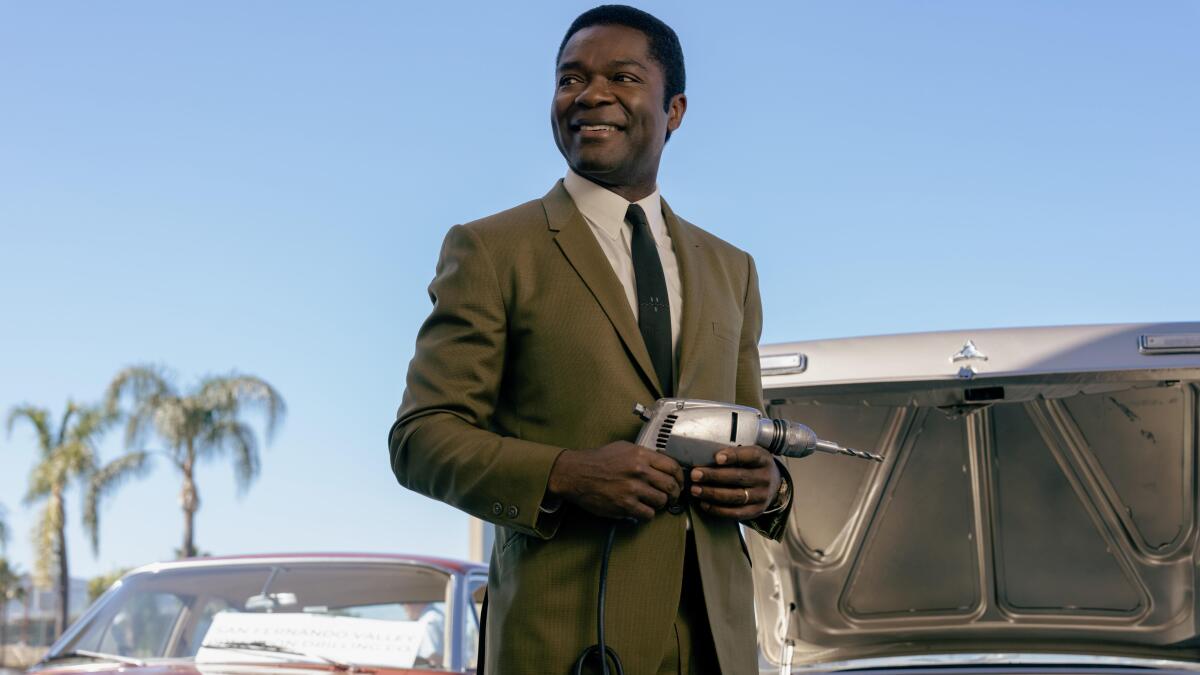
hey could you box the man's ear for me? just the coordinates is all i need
[667,93,688,133]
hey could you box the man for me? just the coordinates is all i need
[405,602,445,668]
[389,6,792,674]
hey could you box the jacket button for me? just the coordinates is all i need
[507,505,520,519]
[492,502,503,516]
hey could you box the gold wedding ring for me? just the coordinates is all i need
[742,488,750,505]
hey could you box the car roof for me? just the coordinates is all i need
[124,552,487,577]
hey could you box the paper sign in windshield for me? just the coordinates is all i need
[197,611,425,668]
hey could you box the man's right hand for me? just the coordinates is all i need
[546,441,685,521]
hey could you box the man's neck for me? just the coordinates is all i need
[573,171,657,203]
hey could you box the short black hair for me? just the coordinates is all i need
[557,5,686,112]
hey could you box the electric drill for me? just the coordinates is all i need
[633,398,883,466]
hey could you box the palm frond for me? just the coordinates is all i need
[67,403,116,448]
[151,398,191,449]
[63,441,101,482]
[24,458,57,503]
[196,374,287,443]
[105,364,174,414]
[0,558,23,597]
[84,452,152,554]
[87,567,130,602]
[106,364,176,449]
[55,402,78,448]
[199,420,260,493]
[122,395,170,450]
[6,405,53,454]
[0,502,9,553]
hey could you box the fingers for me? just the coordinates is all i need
[689,445,782,520]
[620,448,682,519]
[690,483,770,520]
[649,451,687,487]
[690,485,769,507]
[690,465,759,488]
[624,496,658,522]
[643,450,684,499]
[690,446,771,488]
[582,477,659,521]
[713,445,772,468]
[623,477,681,521]
[560,442,684,521]
[697,500,767,520]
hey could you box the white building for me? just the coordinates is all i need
[1,575,88,647]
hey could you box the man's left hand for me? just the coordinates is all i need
[689,446,781,520]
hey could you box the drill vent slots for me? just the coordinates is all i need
[656,413,678,450]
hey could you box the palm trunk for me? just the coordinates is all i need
[55,492,68,639]
[22,591,29,644]
[1,597,8,667]
[180,444,199,559]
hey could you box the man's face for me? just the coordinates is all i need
[552,24,686,193]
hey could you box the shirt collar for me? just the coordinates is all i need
[563,168,663,241]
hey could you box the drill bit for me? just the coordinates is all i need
[814,440,885,462]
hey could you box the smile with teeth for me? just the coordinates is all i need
[579,124,619,131]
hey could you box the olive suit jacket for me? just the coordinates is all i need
[389,181,790,674]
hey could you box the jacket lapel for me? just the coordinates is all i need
[542,181,664,397]
[661,197,705,397]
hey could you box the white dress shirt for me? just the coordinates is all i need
[553,170,690,524]
[563,169,683,360]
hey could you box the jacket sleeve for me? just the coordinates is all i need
[736,253,793,541]
[388,224,564,539]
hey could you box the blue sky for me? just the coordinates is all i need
[1,1,1197,581]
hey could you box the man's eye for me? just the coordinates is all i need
[558,75,582,87]
[613,74,639,83]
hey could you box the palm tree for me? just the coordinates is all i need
[0,504,12,668]
[0,500,9,554]
[5,401,146,638]
[105,365,285,559]
[87,567,130,603]
[0,558,26,668]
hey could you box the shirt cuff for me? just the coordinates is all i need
[759,458,792,515]
[539,496,563,514]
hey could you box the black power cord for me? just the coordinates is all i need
[572,519,633,675]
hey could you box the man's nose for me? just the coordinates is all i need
[576,76,615,106]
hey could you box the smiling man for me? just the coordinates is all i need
[389,5,792,674]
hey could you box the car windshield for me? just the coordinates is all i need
[48,561,453,667]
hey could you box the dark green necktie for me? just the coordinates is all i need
[626,203,673,396]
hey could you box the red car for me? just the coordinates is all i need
[28,553,488,675]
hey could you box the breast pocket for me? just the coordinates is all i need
[712,321,739,344]
[697,321,741,398]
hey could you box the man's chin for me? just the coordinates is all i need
[568,157,626,186]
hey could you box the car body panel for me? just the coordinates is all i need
[30,662,437,675]
[751,323,1200,670]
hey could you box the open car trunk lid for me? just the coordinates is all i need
[749,323,1200,669]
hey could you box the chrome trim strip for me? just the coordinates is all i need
[762,353,808,376]
[448,566,466,671]
[1140,334,1200,355]
[788,652,1200,673]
